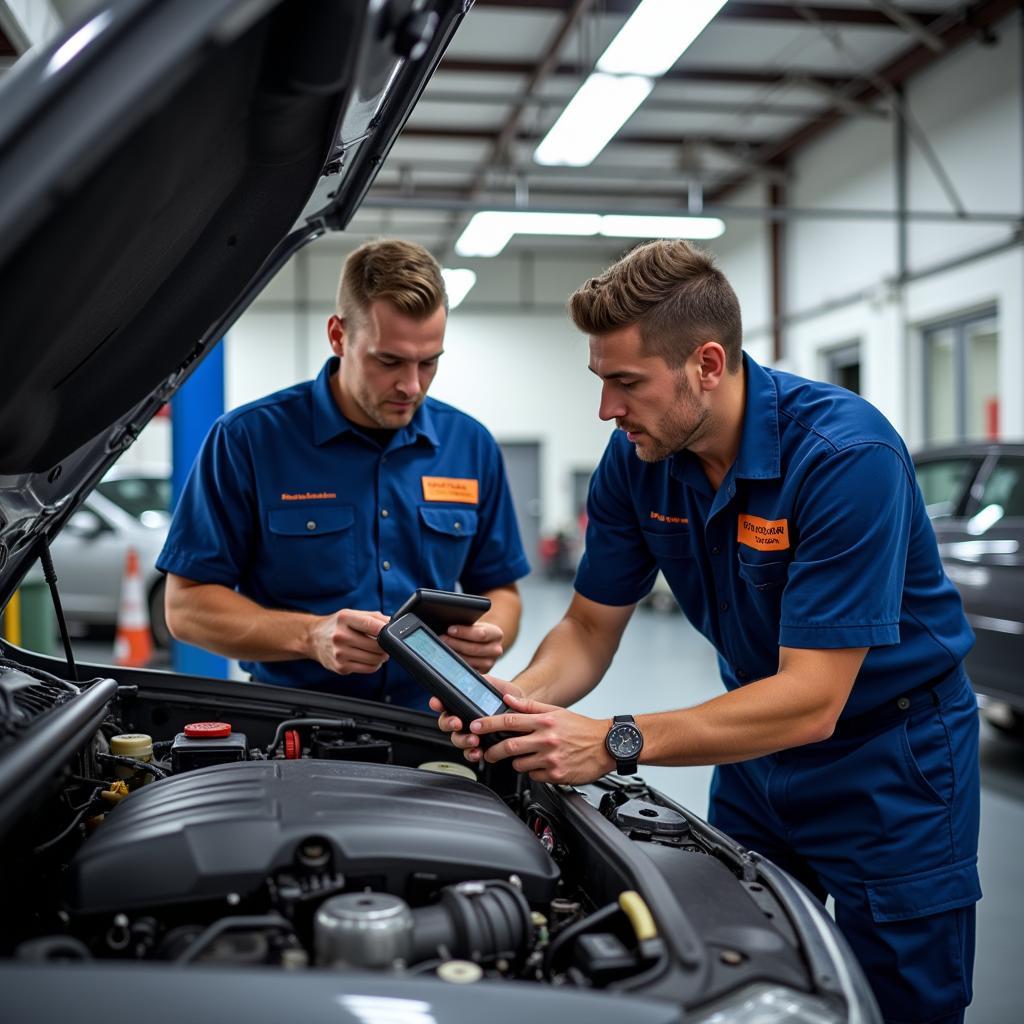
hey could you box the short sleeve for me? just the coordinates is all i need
[779,443,914,649]
[156,419,257,587]
[574,436,658,606]
[457,432,531,592]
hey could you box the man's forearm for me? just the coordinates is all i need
[514,611,617,707]
[639,658,860,766]
[165,580,317,662]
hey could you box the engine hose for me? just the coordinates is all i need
[542,900,622,978]
[174,914,293,964]
[96,752,168,779]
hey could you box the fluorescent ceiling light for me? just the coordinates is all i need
[600,214,725,240]
[598,0,729,77]
[456,211,601,257]
[534,0,728,167]
[534,73,653,167]
[441,268,477,309]
[455,210,725,257]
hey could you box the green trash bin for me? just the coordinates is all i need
[13,577,55,655]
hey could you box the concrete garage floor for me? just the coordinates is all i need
[73,576,1018,1021]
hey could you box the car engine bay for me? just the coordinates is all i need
[0,653,868,1021]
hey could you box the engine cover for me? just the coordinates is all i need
[68,760,559,913]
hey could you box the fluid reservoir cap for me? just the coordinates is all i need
[437,960,483,984]
[110,733,153,759]
[418,760,476,781]
[184,721,232,738]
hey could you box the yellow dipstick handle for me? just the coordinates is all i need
[618,890,658,942]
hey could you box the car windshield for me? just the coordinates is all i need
[95,476,171,523]
[914,457,979,518]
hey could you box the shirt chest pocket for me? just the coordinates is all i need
[265,504,357,600]
[736,552,791,592]
[419,506,478,586]
[642,528,693,562]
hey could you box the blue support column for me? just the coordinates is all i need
[170,343,229,678]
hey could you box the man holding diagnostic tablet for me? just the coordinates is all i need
[435,240,980,1024]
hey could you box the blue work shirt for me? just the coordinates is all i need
[575,353,974,718]
[157,357,530,708]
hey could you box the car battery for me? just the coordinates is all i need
[171,721,247,772]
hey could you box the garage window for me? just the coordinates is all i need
[923,309,998,445]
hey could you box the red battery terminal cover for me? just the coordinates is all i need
[183,721,232,739]
[284,729,301,759]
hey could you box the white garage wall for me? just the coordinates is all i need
[778,12,1022,445]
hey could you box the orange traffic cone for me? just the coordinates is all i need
[114,548,153,668]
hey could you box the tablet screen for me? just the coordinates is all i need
[403,628,503,716]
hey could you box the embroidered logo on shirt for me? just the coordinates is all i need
[737,514,790,550]
[280,491,338,501]
[422,476,479,504]
[650,511,689,525]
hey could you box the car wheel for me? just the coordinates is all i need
[148,578,170,649]
[981,701,1024,738]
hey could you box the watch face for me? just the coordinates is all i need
[607,723,643,759]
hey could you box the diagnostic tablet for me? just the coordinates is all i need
[390,588,491,634]
[379,612,509,735]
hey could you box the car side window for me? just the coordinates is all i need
[914,458,979,519]
[976,457,1024,518]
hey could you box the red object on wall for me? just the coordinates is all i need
[986,398,999,440]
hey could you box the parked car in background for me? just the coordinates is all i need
[47,466,170,647]
[913,443,1024,735]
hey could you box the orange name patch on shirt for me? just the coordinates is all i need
[650,511,689,525]
[422,476,479,504]
[280,491,337,501]
[737,514,790,550]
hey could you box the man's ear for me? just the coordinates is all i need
[327,315,346,356]
[695,342,727,391]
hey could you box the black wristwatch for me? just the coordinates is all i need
[605,715,644,776]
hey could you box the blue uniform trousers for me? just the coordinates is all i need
[709,668,981,1024]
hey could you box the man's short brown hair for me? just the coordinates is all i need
[568,240,742,372]
[337,239,447,328]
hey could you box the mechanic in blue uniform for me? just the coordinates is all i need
[158,239,530,710]
[437,240,980,1023]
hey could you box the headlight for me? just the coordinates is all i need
[692,983,843,1024]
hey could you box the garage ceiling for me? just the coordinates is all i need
[343,0,1020,256]
[1,1,1017,259]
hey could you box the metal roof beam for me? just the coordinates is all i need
[712,0,1020,198]
[400,125,771,149]
[437,57,852,90]
[419,88,887,120]
[472,1,948,28]
[868,0,946,52]
[360,193,1024,226]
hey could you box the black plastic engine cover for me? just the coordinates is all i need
[68,760,559,913]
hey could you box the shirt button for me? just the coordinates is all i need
[381,456,388,464]
[306,521,316,531]
[454,521,462,530]
[720,601,730,612]
[737,669,749,679]
[897,696,910,710]
[381,508,390,518]
[384,695,392,704]
[712,546,721,555]
[382,560,391,571]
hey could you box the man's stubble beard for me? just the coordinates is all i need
[352,380,423,429]
[634,375,711,464]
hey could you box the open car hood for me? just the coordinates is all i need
[0,0,468,609]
